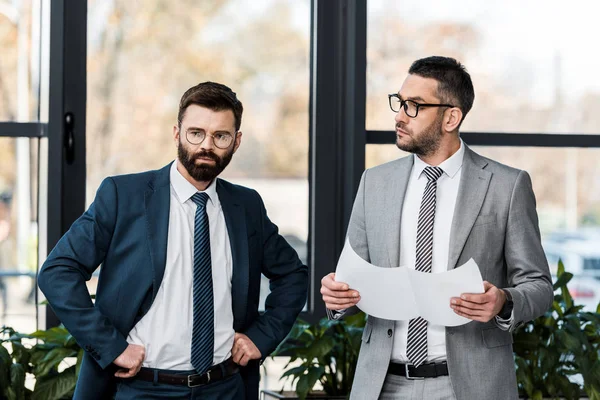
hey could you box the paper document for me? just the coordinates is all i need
[335,239,484,326]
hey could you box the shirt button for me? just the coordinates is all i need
[387,329,393,337]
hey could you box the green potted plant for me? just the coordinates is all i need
[0,325,82,400]
[263,313,366,400]
[513,260,600,400]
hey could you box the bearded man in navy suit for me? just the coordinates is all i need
[39,82,308,400]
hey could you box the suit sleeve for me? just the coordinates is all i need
[326,170,370,320]
[498,170,553,332]
[243,192,308,358]
[38,178,129,369]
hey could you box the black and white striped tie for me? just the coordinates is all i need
[406,166,444,368]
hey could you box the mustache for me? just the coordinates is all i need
[396,123,410,133]
[193,150,219,162]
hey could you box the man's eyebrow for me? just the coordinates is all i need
[399,95,426,102]
[186,127,234,134]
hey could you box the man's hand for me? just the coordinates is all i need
[320,273,360,311]
[114,344,145,378]
[232,333,261,367]
[450,281,506,323]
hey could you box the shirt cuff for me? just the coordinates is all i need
[326,308,345,320]
[494,310,514,331]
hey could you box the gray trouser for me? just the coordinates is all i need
[379,373,457,400]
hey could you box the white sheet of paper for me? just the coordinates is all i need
[335,239,484,326]
[407,259,484,326]
[335,240,418,321]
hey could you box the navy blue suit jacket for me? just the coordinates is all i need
[38,163,308,399]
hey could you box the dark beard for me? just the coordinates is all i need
[178,142,234,182]
[396,115,443,157]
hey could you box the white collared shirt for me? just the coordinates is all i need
[390,140,465,363]
[127,160,234,370]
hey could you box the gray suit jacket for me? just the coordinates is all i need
[341,146,553,400]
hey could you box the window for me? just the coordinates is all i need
[0,0,45,333]
[0,137,40,333]
[367,0,600,135]
[0,0,42,122]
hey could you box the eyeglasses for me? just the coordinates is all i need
[388,94,455,118]
[184,128,236,149]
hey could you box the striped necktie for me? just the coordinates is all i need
[190,192,213,373]
[406,166,444,368]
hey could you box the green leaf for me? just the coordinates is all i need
[281,365,307,380]
[344,312,366,327]
[295,366,325,400]
[10,341,31,367]
[6,387,18,400]
[32,366,77,400]
[555,330,581,353]
[0,344,12,390]
[33,347,77,377]
[557,258,565,276]
[553,271,573,291]
[306,335,335,362]
[28,327,71,345]
[10,363,25,400]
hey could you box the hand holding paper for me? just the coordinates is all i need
[321,272,361,311]
[334,238,484,326]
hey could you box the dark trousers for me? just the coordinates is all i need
[115,368,245,400]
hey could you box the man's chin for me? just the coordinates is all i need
[396,138,414,152]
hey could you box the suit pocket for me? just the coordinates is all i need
[362,320,373,343]
[481,327,513,348]
[473,214,496,227]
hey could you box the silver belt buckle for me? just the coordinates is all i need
[188,370,210,388]
[405,363,424,380]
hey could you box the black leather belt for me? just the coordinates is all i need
[135,357,239,387]
[388,361,449,380]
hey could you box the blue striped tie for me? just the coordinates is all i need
[190,192,213,373]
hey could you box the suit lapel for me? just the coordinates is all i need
[144,163,172,302]
[217,179,249,331]
[386,157,414,268]
[447,147,492,270]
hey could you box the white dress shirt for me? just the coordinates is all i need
[127,160,235,370]
[390,140,465,363]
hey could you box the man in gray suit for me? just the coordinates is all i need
[320,56,553,400]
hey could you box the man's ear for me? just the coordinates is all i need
[444,108,463,133]
[173,124,180,148]
[233,131,242,153]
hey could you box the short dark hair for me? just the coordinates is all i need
[409,56,474,124]
[178,82,243,131]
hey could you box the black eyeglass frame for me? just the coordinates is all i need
[388,93,455,118]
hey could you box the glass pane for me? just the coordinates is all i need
[367,0,600,134]
[0,0,42,121]
[86,0,310,310]
[0,137,39,333]
[366,144,600,312]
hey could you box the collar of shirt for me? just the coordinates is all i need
[169,160,219,207]
[412,139,465,180]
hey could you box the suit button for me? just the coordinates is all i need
[387,329,393,337]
